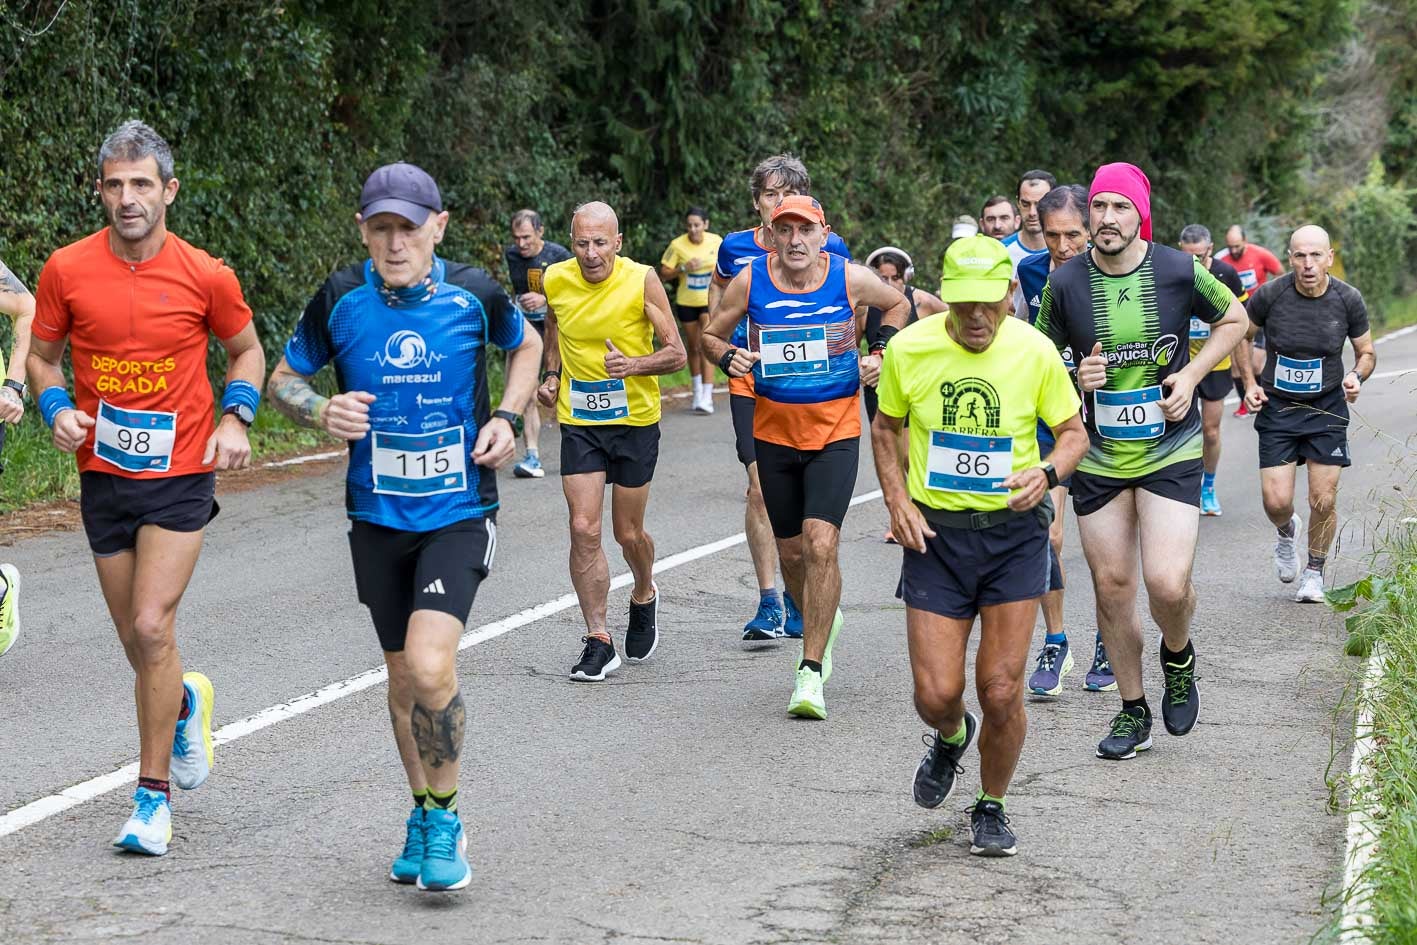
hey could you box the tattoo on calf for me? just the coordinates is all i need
[270,374,329,427]
[410,690,465,770]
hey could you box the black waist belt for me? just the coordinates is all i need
[914,494,1054,532]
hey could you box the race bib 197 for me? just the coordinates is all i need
[1094,386,1165,441]
[371,426,467,497]
[95,400,176,473]
[569,378,630,422]
[926,431,1013,494]
[758,326,829,377]
[1274,355,1322,394]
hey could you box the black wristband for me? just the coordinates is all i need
[717,347,738,373]
[540,369,561,382]
[870,324,899,354]
[492,409,520,427]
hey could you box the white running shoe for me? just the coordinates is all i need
[1274,513,1301,583]
[170,672,215,790]
[1295,568,1326,603]
[112,788,172,856]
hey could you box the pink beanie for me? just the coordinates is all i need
[1088,162,1152,241]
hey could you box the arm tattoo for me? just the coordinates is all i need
[410,690,465,770]
[0,261,28,296]
[269,372,329,428]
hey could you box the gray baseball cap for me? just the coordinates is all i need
[359,163,443,225]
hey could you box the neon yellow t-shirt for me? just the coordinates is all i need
[876,314,1080,512]
[544,255,661,427]
[660,232,722,307]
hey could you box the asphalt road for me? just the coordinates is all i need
[2,333,1414,945]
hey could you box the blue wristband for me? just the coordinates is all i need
[221,379,260,418]
[38,387,75,429]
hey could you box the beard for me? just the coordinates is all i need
[1091,222,1141,256]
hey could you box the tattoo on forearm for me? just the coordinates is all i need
[270,373,329,428]
[410,690,465,770]
[0,262,28,296]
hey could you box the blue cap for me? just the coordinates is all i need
[360,163,443,225]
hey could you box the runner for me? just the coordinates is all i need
[1242,224,1375,603]
[862,246,947,426]
[978,196,1018,240]
[707,154,853,645]
[0,257,33,659]
[28,120,265,853]
[1034,162,1247,761]
[703,195,909,719]
[1003,170,1055,315]
[659,206,723,414]
[536,201,686,681]
[1014,184,1115,696]
[268,162,540,891]
[1217,225,1283,416]
[1178,224,1252,516]
[873,234,1086,855]
[504,209,572,478]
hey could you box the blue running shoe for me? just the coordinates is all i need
[1200,485,1222,517]
[743,596,785,643]
[783,592,804,639]
[513,453,545,479]
[390,806,426,884]
[170,672,214,791]
[1084,635,1117,692]
[417,808,471,891]
[112,787,172,856]
[1028,639,1073,696]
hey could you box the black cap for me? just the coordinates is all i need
[359,163,442,225]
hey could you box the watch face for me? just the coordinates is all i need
[228,405,255,424]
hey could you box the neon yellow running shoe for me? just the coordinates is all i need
[0,563,21,659]
[171,671,215,790]
[800,609,845,682]
[787,666,827,720]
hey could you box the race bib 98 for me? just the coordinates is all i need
[926,431,1013,494]
[569,378,630,422]
[1274,355,1322,394]
[95,400,176,472]
[1095,386,1164,441]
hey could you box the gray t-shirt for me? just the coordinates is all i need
[1247,272,1368,400]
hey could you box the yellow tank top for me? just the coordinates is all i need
[545,255,660,427]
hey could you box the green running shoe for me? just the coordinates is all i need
[0,563,21,659]
[798,609,844,683]
[787,666,827,720]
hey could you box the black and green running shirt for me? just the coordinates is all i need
[1035,243,1235,479]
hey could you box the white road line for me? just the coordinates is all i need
[0,489,884,838]
[1376,323,1417,344]
[262,450,344,469]
[1339,645,1386,943]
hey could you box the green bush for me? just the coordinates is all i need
[1341,159,1417,312]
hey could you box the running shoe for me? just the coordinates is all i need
[1295,568,1325,603]
[1160,647,1200,736]
[742,596,785,643]
[968,799,1017,857]
[570,637,621,681]
[1096,709,1153,760]
[912,711,978,809]
[787,666,827,720]
[1084,635,1117,691]
[1028,639,1073,696]
[0,563,20,659]
[112,787,172,856]
[1233,403,1250,418]
[417,808,471,891]
[883,529,898,545]
[390,806,426,884]
[814,608,844,683]
[1274,513,1301,583]
[624,587,658,662]
[170,672,215,791]
[1200,485,1222,517]
[512,453,545,479]
[692,392,714,415]
[783,591,804,639]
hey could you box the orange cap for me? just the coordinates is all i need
[770,194,826,226]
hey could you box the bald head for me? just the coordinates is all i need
[571,201,620,236]
[1290,224,1331,252]
[1288,223,1334,295]
[1224,225,1246,258]
[569,201,623,284]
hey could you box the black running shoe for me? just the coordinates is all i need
[912,711,978,809]
[968,799,1017,857]
[1096,708,1153,760]
[1160,647,1200,736]
[570,637,621,681]
[624,589,659,663]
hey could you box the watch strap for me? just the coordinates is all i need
[3,379,25,397]
[492,409,520,426]
[1042,462,1059,489]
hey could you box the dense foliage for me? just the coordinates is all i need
[2,0,1414,359]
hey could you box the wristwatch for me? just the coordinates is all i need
[540,368,561,383]
[2,379,25,399]
[1041,462,1059,489]
[223,404,255,427]
[492,409,520,427]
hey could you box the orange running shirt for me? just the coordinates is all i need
[32,229,254,478]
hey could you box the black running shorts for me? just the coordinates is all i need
[754,436,859,539]
[897,512,1050,619]
[1255,386,1351,468]
[79,471,219,557]
[348,517,496,652]
[560,423,660,487]
[675,303,707,324]
[730,394,756,466]
[1070,458,1204,517]
[1197,370,1232,402]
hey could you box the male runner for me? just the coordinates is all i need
[537,201,685,681]
[703,195,909,719]
[1015,184,1115,696]
[1242,224,1374,603]
[659,206,722,413]
[505,209,572,478]
[862,246,947,425]
[1034,163,1247,761]
[707,154,853,644]
[269,163,539,891]
[0,257,34,658]
[1217,225,1284,414]
[1178,224,1251,516]
[29,120,264,853]
[874,235,1086,856]
[979,196,1018,240]
[1003,170,1055,315]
